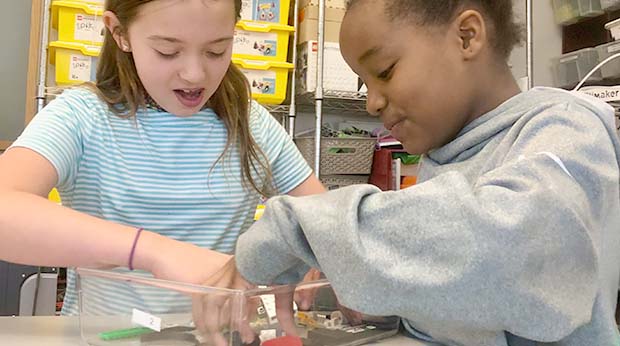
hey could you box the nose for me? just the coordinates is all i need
[365,87,386,117]
[178,55,207,84]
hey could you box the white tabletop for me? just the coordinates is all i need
[0,316,434,345]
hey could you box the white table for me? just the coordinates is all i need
[0,316,434,345]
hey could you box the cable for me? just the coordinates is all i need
[573,52,620,91]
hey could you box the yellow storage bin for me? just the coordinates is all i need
[233,58,293,105]
[49,41,100,85]
[52,0,105,45]
[233,21,293,62]
[240,0,291,25]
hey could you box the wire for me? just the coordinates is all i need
[573,52,620,91]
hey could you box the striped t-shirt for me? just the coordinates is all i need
[12,87,312,315]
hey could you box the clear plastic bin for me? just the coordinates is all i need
[553,0,604,25]
[77,268,399,346]
[579,0,605,16]
[602,0,620,10]
[552,48,602,88]
[606,18,620,41]
[596,41,620,78]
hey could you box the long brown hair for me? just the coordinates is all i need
[87,0,273,196]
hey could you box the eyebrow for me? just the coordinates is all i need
[147,35,234,44]
[359,46,382,63]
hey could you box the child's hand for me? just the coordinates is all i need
[136,233,258,345]
[139,232,233,285]
[294,268,322,310]
[192,257,257,346]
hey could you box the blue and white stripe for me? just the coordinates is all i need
[12,87,312,315]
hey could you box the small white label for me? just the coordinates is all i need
[233,30,278,58]
[260,295,278,324]
[242,69,277,96]
[74,13,105,43]
[259,329,277,341]
[240,0,253,20]
[69,54,92,81]
[132,308,161,332]
[579,86,620,101]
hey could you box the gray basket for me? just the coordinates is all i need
[295,137,376,175]
[321,175,369,190]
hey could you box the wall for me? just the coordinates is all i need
[0,0,32,143]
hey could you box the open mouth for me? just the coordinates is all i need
[174,88,205,108]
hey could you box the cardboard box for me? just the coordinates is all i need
[297,40,359,93]
[298,5,346,43]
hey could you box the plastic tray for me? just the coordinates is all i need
[77,268,400,346]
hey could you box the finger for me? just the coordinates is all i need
[238,296,260,343]
[207,295,230,343]
[238,318,257,344]
[295,269,321,310]
[275,290,298,337]
[192,294,208,336]
[295,286,316,311]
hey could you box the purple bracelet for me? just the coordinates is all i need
[128,228,144,271]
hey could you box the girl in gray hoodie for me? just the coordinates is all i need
[236,1,620,345]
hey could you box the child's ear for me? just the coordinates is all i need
[103,10,131,52]
[454,9,486,60]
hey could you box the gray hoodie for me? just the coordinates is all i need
[236,87,620,346]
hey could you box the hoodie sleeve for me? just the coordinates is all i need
[235,102,620,342]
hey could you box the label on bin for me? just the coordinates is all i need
[260,295,278,324]
[233,30,278,57]
[69,55,92,81]
[132,308,162,332]
[240,0,253,21]
[75,13,105,43]
[243,69,277,95]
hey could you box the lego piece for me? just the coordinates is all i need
[262,335,303,346]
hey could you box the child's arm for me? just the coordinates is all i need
[236,105,620,342]
[287,174,326,196]
[0,147,232,285]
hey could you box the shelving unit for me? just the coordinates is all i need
[552,1,620,130]
[286,0,370,176]
[297,90,367,115]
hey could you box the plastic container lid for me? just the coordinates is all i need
[605,17,620,40]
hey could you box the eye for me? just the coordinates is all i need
[377,63,396,80]
[156,50,179,59]
[206,51,226,58]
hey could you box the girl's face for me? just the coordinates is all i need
[340,1,481,154]
[111,0,236,116]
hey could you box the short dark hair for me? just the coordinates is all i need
[346,0,523,60]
